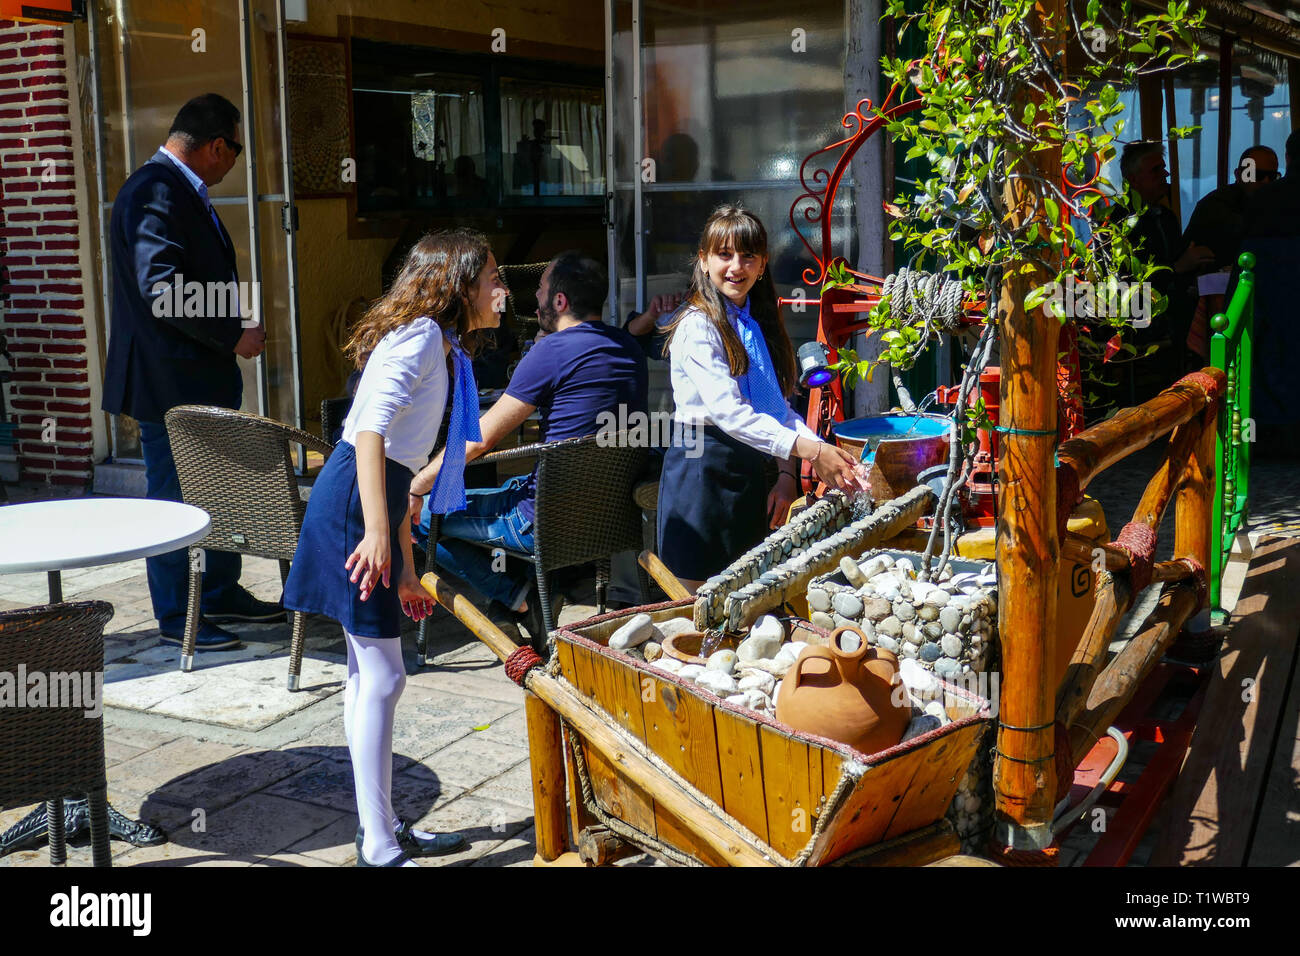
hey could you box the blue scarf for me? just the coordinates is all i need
[427,335,481,514]
[728,297,788,421]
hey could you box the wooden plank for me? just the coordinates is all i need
[525,693,568,861]
[1150,537,1300,865]
[758,723,822,859]
[556,639,578,688]
[811,752,921,865]
[884,722,985,840]
[579,736,661,842]
[640,676,728,863]
[1246,649,1300,866]
[713,707,770,845]
[592,651,648,742]
[570,641,599,703]
[822,749,845,801]
[562,730,596,845]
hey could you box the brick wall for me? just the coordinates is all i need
[0,19,92,486]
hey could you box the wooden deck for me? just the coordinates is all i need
[1150,537,1300,866]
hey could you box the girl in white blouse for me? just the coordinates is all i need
[658,206,865,590]
[285,229,505,866]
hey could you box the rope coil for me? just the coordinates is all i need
[1112,522,1158,594]
[882,267,966,331]
[504,646,544,686]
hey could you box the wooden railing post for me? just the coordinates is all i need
[991,0,1064,859]
[526,691,570,864]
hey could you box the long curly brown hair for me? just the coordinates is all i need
[664,205,798,396]
[345,229,492,367]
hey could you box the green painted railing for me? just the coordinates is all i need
[1209,251,1255,621]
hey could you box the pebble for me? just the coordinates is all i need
[857,618,876,639]
[832,591,863,618]
[877,615,903,638]
[807,588,831,612]
[903,623,921,644]
[832,613,856,630]
[876,635,900,654]
[900,658,940,695]
[940,606,962,633]
[924,700,950,724]
[737,634,783,664]
[643,642,662,662]
[654,657,683,674]
[696,670,739,696]
[707,649,738,673]
[772,680,783,704]
[863,597,893,621]
[726,693,749,707]
[678,663,705,681]
[901,714,942,743]
[609,613,655,650]
[859,556,890,580]
[916,604,939,622]
[923,621,943,640]
[738,672,776,695]
[900,642,918,659]
[893,601,916,622]
[923,589,950,609]
[941,634,963,658]
[934,658,960,680]
[810,611,836,631]
[836,628,863,652]
[876,583,901,602]
[919,642,942,663]
[839,556,868,587]
[656,617,697,640]
[895,558,916,576]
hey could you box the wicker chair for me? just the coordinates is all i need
[320,396,353,445]
[0,601,114,866]
[498,261,548,350]
[165,405,335,690]
[425,434,651,655]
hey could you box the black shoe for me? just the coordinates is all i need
[520,588,564,656]
[206,589,287,624]
[355,846,414,867]
[487,600,524,645]
[355,819,466,858]
[158,618,242,651]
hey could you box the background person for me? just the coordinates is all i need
[284,230,500,866]
[657,205,867,593]
[101,92,276,651]
[411,251,648,650]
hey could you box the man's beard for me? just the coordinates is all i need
[537,297,560,333]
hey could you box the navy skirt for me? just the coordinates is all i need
[657,425,770,581]
[284,440,413,640]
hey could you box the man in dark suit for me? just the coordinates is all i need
[102,93,282,649]
[1245,128,1300,240]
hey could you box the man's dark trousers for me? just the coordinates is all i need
[139,421,241,632]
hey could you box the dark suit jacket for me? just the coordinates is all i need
[102,152,245,424]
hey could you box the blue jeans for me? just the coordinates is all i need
[139,420,242,631]
[417,476,535,608]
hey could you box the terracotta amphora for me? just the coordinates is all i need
[775,625,909,755]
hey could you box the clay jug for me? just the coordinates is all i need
[775,625,909,754]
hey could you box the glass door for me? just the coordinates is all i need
[605,0,856,413]
[88,0,302,460]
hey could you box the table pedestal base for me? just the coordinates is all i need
[0,797,166,857]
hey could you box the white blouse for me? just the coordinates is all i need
[668,306,819,460]
[342,316,449,474]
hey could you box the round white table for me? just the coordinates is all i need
[0,496,211,857]
[0,497,211,601]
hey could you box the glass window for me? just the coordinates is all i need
[353,72,485,212]
[500,78,605,198]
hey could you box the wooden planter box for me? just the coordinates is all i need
[554,600,993,866]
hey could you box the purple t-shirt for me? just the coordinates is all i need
[506,321,648,521]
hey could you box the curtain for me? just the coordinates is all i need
[411,76,487,195]
[500,79,604,196]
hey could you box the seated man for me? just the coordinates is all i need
[411,251,648,641]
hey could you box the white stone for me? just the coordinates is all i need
[695,670,738,696]
[895,558,916,576]
[706,649,738,673]
[810,611,835,631]
[893,601,916,622]
[609,613,655,650]
[900,657,940,695]
[678,663,705,681]
[807,588,831,612]
[656,616,697,640]
[652,657,683,674]
[859,556,890,580]
[643,641,662,662]
[941,634,963,658]
[726,693,749,706]
[916,604,939,622]
[939,606,962,633]
[924,700,950,724]
[840,556,868,587]
[737,631,783,664]
[738,672,775,696]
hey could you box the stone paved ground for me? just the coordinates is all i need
[0,482,646,868]
[1,447,1289,867]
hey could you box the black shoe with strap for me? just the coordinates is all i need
[355,819,466,858]
[355,847,414,867]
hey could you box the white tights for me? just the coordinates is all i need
[343,631,415,866]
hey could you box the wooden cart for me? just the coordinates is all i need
[421,574,990,866]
